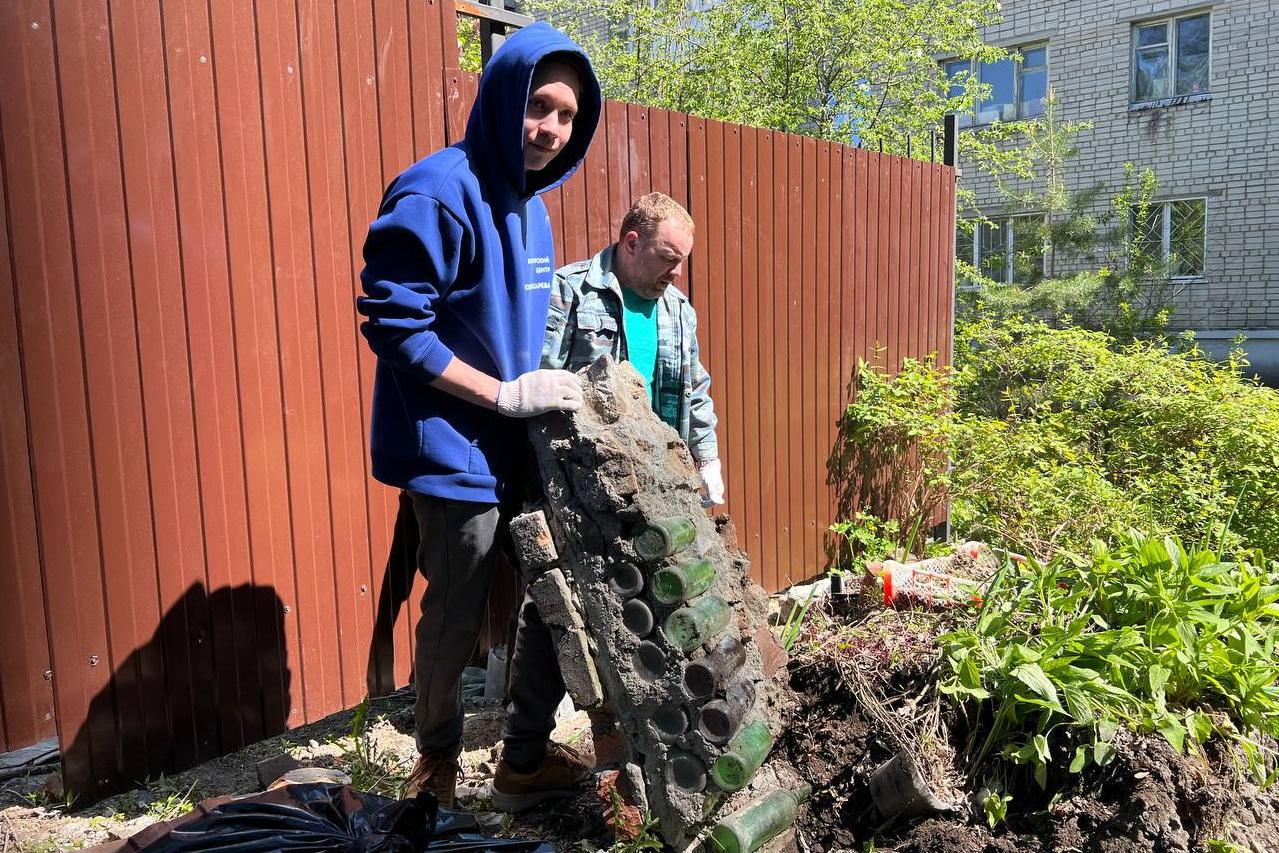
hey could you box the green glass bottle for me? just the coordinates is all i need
[709,784,813,853]
[663,595,732,652]
[711,720,772,791]
[652,558,716,605]
[633,517,697,561]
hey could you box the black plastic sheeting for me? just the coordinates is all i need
[124,783,555,853]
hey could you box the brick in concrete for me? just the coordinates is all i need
[529,568,585,631]
[557,628,605,708]
[510,509,559,577]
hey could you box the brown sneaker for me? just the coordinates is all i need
[492,741,594,812]
[403,753,460,808]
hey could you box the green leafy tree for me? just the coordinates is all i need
[528,0,1004,148]
[457,15,483,73]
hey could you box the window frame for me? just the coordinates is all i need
[944,43,1050,128]
[957,213,1048,289]
[1132,197,1208,281]
[1130,10,1212,108]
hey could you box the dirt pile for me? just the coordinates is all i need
[779,603,1279,853]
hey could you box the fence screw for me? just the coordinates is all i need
[42,670,52,681]
[283,605,291,614]
[89,655,100,667]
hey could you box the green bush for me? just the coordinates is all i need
[830,317,1279,557]
[954,318,1279,555]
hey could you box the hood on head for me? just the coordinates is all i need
[464,21,603,198]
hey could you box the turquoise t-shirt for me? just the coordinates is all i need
[621,287,659,402]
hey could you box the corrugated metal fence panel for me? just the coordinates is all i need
[685,133,956,589]
[0,0,459,793]
[0,61,56,754]
[0,0,953,793]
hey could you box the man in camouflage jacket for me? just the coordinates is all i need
[541,192,724,504]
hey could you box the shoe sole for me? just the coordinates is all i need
[491,785,581,813]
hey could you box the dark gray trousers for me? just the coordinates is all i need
[410,493,565,769]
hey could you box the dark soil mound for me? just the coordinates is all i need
[778,605,1279,853]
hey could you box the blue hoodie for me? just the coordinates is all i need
[357,23,601,504]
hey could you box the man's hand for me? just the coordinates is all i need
[497,369,584,418]
[699,459,725,506]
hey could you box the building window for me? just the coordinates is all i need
[1133,12,1210,104]
[1133,199,1207,278]
[958,215,1046,286]
[945,45,1048,127]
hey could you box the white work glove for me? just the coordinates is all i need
[496,369,583,418]
[699,459,725,506]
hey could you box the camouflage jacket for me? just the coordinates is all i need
[541,246,719,462]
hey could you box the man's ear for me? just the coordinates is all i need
[620,230,640,254]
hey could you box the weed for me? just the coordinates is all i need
[607,812,662,853]
[141,776,198,822]
[86,813,126,830]
[979,784,1012,828]
[16,786,77,813]
[1203,839,1244,853]
[333,698,410,798]
[780,584,818,652]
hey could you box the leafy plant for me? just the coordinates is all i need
[828,512,902,574]
[827,355,955,552]
[979,784,1012,828]
[780,584,819,652]
[958,90,1184,342]
[334,699,410,798]
[142,776,198,822]
[939,533,1279,785]
[457,16,482,74]
[830,318,1279,560]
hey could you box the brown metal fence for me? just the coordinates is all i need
[0,0,954,795]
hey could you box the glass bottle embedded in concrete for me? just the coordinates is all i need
[682,635,747,698]
[652,557,716,604]
[633,517,697,561]
[711,720,772,791]
[697,678,756,743]
[663,594,732,652]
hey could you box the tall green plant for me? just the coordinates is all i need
[827,356,955,550]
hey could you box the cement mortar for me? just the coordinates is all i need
[527,357,789,848]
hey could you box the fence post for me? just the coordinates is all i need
[942,113,958,167]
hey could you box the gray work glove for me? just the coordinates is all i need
[496,369,583,418]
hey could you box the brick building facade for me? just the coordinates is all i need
[955,0,1279,379]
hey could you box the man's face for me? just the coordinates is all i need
[620,220,694,300]
[523,63,580,173]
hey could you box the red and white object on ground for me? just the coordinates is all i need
[869,544,987,608]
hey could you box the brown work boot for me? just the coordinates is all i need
[402,753,460,808]
[492,741,594,812]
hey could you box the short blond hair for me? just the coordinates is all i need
[619,192,694,243]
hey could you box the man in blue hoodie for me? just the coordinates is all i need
[357,23,602,811]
